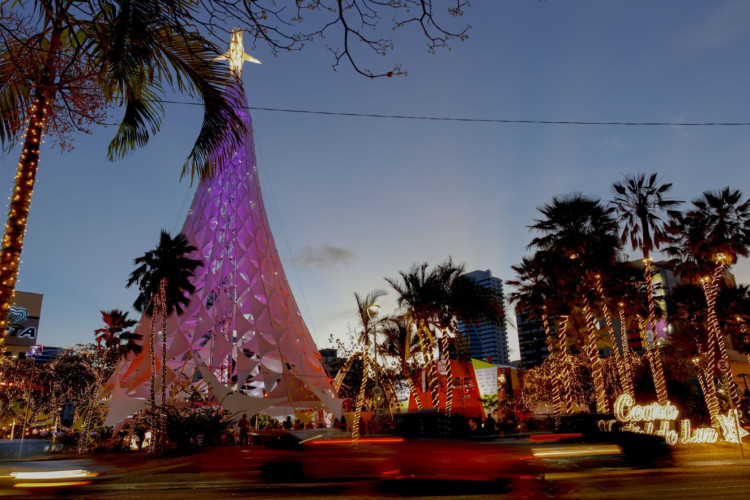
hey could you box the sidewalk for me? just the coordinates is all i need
[670,442,750,466]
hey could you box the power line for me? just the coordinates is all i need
[156,99,750,127]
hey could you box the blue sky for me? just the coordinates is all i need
[4,1,750,360]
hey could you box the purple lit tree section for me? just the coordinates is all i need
[105,54,340,424]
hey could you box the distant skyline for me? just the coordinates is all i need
[3,1,750,361]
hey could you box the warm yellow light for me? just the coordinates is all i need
[12,469,96,480]
[532,444,622,458]
[13,481,93,488]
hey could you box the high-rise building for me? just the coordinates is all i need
[456,269,510,365]
[516,308,549,370]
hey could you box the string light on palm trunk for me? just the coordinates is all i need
[704,257,742,410]
[693,354,720,428]
[541,307,562,426]
[617,304,635,398]
[441,334,454,415]
[582,295,608,414]
[148,311,157,455]
[0,99,48,349]
[556,315,575,414]
[642,259,668,405]
[160,279,168,453]
[594,275,632,397]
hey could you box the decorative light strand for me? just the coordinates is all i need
[705,259,742,410]
[556,315,574,414]
[541,307,562,427]
[694,351,720,428]
[148,307,158,455]
[582,294,608,413]
[617,304,635,398]
[159,278,168,454]
[440,334,454,415]
[594,275,633,397]
[351,358,369,440]
[0,98,48,348]
[643,260,669,405]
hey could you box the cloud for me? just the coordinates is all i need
[292,244,355,269]
[678,1,750,52]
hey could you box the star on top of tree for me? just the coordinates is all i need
[214,28,262,79]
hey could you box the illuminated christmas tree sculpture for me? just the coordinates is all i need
[104,31,340,425]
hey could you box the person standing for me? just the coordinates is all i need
[238,414,249,446]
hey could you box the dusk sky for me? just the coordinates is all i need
[4,1,750,360]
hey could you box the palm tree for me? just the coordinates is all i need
[508,255,576,418]
[354,290,387,349]
[386,259,504,414]
[94,309,141,371]
[611,173,683,262]
[668,187,750,411]
[611,173,681,405]
[126,230,202,454]
[79,309,140,452]
[527,194,621,413]
[0,0,244,347]
[432,260,505,414]
[666,283,720,426]
[127,231,202,316]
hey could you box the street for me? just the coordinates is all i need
[8,447,750,500]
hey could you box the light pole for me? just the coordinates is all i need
[367,304,383,412]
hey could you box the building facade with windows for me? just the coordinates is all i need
[456,269,510,365]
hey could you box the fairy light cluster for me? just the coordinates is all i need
[594,275,634,398]
[0,99,48,348]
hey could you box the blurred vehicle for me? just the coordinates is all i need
[260,411,672,485]
[0,440,101,493]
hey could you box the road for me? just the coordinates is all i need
[12,460,750,499]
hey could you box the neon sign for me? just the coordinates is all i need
[598,394,743,446]
[614,394,678,422]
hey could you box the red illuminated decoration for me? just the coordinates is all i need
[407,360,485,417]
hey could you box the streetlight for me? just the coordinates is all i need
[367,304,383,409]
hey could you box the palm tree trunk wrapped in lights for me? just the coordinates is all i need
[616,305,635,398]
[0,95,52,348]
[556,315,575,414]
[695,350,721,428]
[159,279,168,454]
[440,334,454,415]
[427,346,441,411]
[594,276,634,397]
[407,377,423,410]
[637,316,666,405]
[352,356,372,440]
[541,308,563,426]
[582,295,608,413]
[643,261,669,405]
[414,325,441,411]
[382,376,400,416]
[148,310,158,455]
[704,258,742,409]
